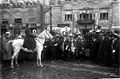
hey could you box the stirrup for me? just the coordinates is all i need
[32,48,37,52]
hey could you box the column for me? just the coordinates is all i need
[94,10,99,26]
[118,0,120,26]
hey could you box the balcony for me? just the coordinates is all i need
[57,24,70,27]
[76,19,95,25]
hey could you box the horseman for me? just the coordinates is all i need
[23,24,37,51]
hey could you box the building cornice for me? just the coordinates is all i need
[62,0,112,10]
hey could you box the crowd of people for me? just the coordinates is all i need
[84,30,119,67]
[44,28,120,67]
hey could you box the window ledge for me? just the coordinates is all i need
[64,20,72,22]
[99,19,109,21]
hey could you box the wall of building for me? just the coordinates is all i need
[0,6,42,26]
[52,5,62,26]
[0,9,2,24]
[119,1,120,25]
[62,3,72,27]
[60,0,113,30]
[0,0,3,4]
[98,8,111,29]
[45,12,50,25]
[0,2,45,35]
[112,1,120,26]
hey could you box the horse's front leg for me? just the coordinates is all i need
[37,50,43,68]
[37,53,39,67]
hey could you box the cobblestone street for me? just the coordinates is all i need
[1,61,119,79]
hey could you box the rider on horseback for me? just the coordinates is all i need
[23,24,37,51]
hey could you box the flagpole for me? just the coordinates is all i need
[72,4,74,33]
[49,0,52,32]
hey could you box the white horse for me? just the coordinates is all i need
[8,29,53,68]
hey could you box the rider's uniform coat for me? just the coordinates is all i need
[23,27,36,50]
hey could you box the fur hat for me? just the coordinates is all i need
[5,32,10,35]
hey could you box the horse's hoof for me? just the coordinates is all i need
[37,64,40,67]
[11,65,14,69]
[16,64,19,67]
[41,65,43,68]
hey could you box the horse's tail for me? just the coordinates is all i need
[7,40,14,45]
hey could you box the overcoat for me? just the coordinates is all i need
[23,27,36,50]
[1,36,12,60]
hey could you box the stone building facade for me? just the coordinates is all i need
[112,0,120,29]
[0,0,46,35]
[1,0,120,35]
[50,0,120,33]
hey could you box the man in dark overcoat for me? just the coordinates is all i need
[112,31,120,68]
[23,24,36,51]
[104,34,113,66]
[97,33,106,64]
[1,32,12,60]
[90,33,101,62]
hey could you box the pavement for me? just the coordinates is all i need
[1,60,120,79]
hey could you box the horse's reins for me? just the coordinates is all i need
[45,30,52,39]
[35,38,43,45]
[36,30,52,45]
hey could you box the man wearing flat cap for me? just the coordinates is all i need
[1,32,12,60]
